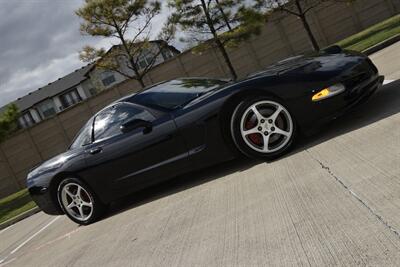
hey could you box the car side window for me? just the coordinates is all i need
[70,120,93,150]
[93,103,155,142]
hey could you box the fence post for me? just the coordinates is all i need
[275,20,296,56]
[349,3,363,32]
[113,86,122,97]
[145,72,154,85]
[384,0,397,15]
[84,100,95,116]
[211,47,229,77]
[26,129,44,162]
[54,115,72,147]
[0,144,22,189]
[176,56,190,77]
[308,11,329,47]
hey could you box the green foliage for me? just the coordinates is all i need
[251,0,356,51]
[76,0,161,38]
[222,7,265,48]
[79,45,106,63]
[169,0,263,79]
[0,104,20,143]
[0,189,36,224]
[76,0,174,88]
[336,14,400,52]
[169,0,262,50]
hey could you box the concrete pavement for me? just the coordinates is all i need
[370,40,400,80]
[1,43,399,266]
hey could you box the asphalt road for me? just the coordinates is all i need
[1,43,400,267]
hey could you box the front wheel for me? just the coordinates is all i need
[57,178,106,225]
[230,97,297,160]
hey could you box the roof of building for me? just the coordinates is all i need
[87,40,181,73]
[108,40,181,56]
[0,64,93,114]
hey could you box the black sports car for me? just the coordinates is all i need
[27,48,384,224]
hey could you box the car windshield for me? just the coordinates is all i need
[128,78,227,110]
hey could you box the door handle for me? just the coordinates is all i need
[88,147,103,155]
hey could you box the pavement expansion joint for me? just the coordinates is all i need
[306,149,400,239]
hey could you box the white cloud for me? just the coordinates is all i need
[0,52,82,105]
[0,0,183,108]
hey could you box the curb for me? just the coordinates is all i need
[0,207,41,231]
[363,33,400,55]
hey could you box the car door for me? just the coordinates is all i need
[82,102,189,202]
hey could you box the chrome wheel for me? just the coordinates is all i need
[60,182,93,222]
[239,100,293,153]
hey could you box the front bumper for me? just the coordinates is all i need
[301,74,384,134]
[28,185,63,215]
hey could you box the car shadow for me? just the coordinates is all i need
[105,80,400,219]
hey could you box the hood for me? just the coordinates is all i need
[248,49,364,79]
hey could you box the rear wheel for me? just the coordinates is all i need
[230,96,296,160]
[57,178,106,225]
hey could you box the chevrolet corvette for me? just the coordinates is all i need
[27,47,384,224]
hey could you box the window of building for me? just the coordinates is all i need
[137,52,155,70]
[161,48,174,60]
[38,100,56,118]
[18,111,35,128]
[60,89,82,110]
[101,71,116,87]
[89,87,98,96]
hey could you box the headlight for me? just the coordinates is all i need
[312,83,345,102]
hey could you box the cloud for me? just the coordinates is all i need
[0,0,93,107]
[0,0,183,108]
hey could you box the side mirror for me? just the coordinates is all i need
[120,119,152,134]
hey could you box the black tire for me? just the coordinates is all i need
[57,177,106,225]
[230,96,297,160]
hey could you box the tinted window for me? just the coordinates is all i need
[70,120,93,149]
[94,104,155,142]
[129,79,226,110]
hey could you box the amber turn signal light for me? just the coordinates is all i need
[312,84,345,102]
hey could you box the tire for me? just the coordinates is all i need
[230,96,297,160]
[57,177,106,225]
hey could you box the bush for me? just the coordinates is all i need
[0,104,20,142]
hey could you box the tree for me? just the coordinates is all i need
[169,0,262,80]
[0,104,20,143]
[215,0,265,46]
[254,0,343,51]
[76,0,175,88]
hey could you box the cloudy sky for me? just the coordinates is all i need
[0,0,171,107]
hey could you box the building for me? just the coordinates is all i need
[0,40,180,129]
[87,40,180,91]
[10,64,96,129]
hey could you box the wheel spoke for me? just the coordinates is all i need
[67,202,76,209]
[269,106,283,122]
[78,206,84,219]
[65,187,75,198]
[262,135,270,152]
[76,186,82,197]
[243,127,259,136]
[251,105,265,121]
[274,126,290,137]
[82,201,93,208]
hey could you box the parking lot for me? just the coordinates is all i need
[1,43,400,266]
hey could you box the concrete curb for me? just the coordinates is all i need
[0,207,41,231]
[363,34,400,55]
